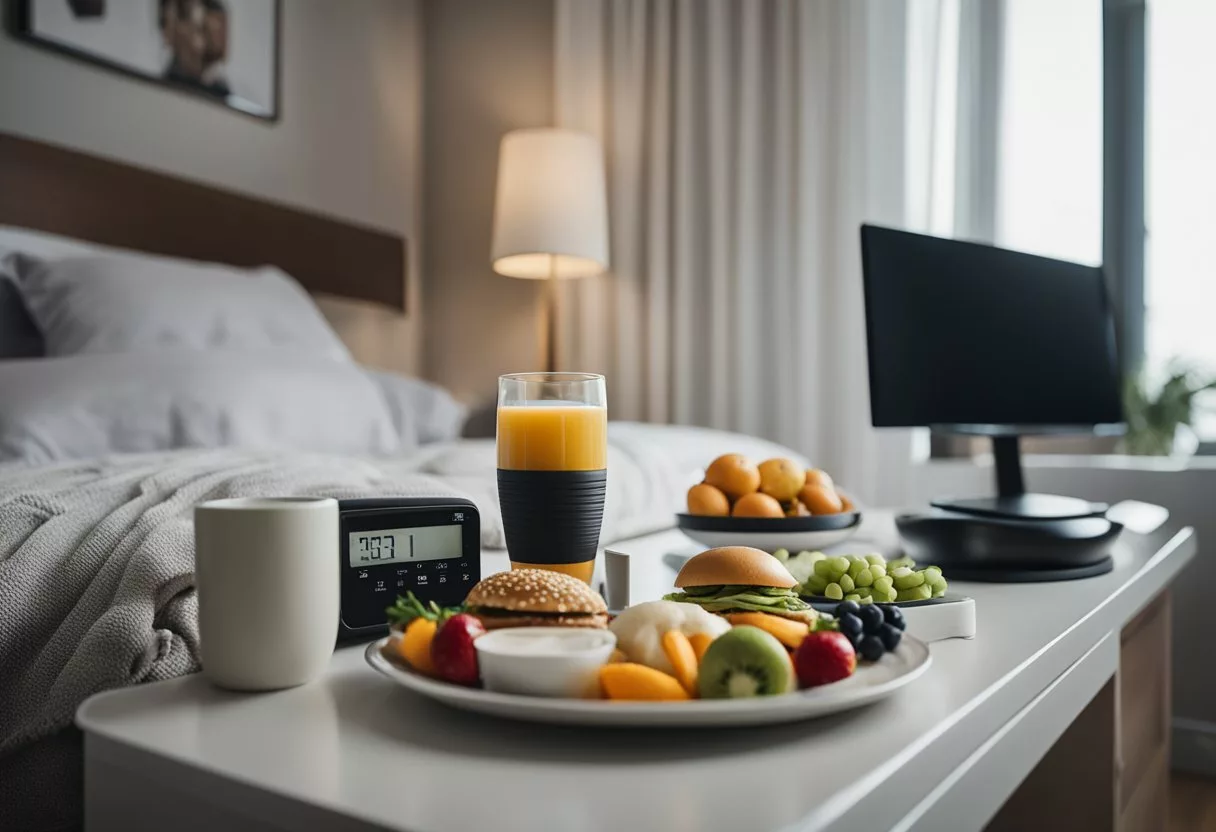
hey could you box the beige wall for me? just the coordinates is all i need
[0,0,423,374]
[422,0,555,406]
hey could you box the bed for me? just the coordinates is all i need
[0,133,803,830]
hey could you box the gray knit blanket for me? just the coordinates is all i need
[0,424,800,829]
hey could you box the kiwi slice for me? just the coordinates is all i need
[698,626,793,699]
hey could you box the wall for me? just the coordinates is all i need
[912,457,1216,774]
[422,0,555,406]
[0,0,423,374]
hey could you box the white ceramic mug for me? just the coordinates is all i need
[195,497,339,691]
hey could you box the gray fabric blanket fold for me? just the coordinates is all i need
[0,449,482,829]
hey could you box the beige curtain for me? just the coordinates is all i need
[553,0,916,503]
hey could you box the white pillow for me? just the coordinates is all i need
[0,224,110,260]
[365,370,468,446]
[0,350,399,464]
[9,250,350,360]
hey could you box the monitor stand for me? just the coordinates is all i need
[897,435,1121,581]
[931,436,1107,520]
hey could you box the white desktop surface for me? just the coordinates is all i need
[77,514,1194,832]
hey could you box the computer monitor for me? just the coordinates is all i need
[859,224,1124,519]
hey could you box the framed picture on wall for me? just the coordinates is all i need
[7,0,281,120]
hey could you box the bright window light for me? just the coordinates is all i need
[996,0,1103,266]
[1145,0,1216,438]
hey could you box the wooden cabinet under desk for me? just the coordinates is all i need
[988,590,1173,831]
[1118,591,1172,831]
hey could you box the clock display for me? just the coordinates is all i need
[348,524,463,567]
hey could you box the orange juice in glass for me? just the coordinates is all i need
[497,373,607,584]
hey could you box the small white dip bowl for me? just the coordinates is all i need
[475,627,617,698]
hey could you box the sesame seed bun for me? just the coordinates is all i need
[465,569,608,629]
[674,546,798,589]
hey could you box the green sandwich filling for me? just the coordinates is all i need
[662,584,812,614]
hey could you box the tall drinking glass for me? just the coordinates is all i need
[497,373,607,584]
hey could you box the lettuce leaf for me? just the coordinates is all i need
[663,587,811,613]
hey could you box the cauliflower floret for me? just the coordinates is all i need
[608,600,731,675]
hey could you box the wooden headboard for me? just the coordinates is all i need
[0,132,407,310]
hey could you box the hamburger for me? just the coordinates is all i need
[663,546,817,625]
[465,569,608,630]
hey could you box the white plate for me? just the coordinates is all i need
[678,525,860,553]
[365,635,931,727]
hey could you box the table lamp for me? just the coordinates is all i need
[491,128,609,373]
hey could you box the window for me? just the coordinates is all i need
[996,0,1104,266]
[1145,0,1216,439]
[922,0,1215,456]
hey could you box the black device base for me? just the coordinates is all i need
[497,468,607,566]
[940,556,1115,583]
[903,432,1124,576]
[896,507,1123,575]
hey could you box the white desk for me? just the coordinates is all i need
[78,515,1194,832]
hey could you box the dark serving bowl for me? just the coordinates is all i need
[676,511,862,553]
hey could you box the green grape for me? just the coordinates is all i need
[874,575,895,593]
[855,568,874,588]
[887,556,915,571]
[868,563,886,580]
[865,553,886,566]
[921,566,942,581]
[813,559,836,577]
[844,593,861,602]
[847,558,866,579]
[804,575,829,595]
[932,578,948,598]
[772,548,790,562]
[859,596,874,605]
[838,574,855,593]
[855,586,872,599]
[825,582,844,601]
[830,556,850,576]
[807,551,827,563]
[896,584,933,602]
[892,567,925,590]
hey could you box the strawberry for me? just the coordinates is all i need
[430,613,486,686]
[793,630,857,688]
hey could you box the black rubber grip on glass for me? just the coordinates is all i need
[497,469,607,565]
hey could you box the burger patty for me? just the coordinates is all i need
[470,609,609,630]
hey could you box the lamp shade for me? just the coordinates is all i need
[490,128,609,280]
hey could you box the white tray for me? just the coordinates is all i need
[365,635,931,728]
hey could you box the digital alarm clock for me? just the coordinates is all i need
[338,497,481,641]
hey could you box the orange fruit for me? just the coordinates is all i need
[799,484,843,515]
[687,483,731,516]
[599,663,690,701]
[805,468,836,492]
[731,492,785,518]
[724,612,811,650]
[661,630,700,695]
[757,458,805,502]
[703,454,761,501]
[786,501,811,517]
[840,494,856,512]
[398,618,438,676]
[688,632,714,662]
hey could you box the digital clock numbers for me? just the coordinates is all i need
[347,524,463,568]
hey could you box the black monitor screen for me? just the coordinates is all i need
[860,225,1123,429]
